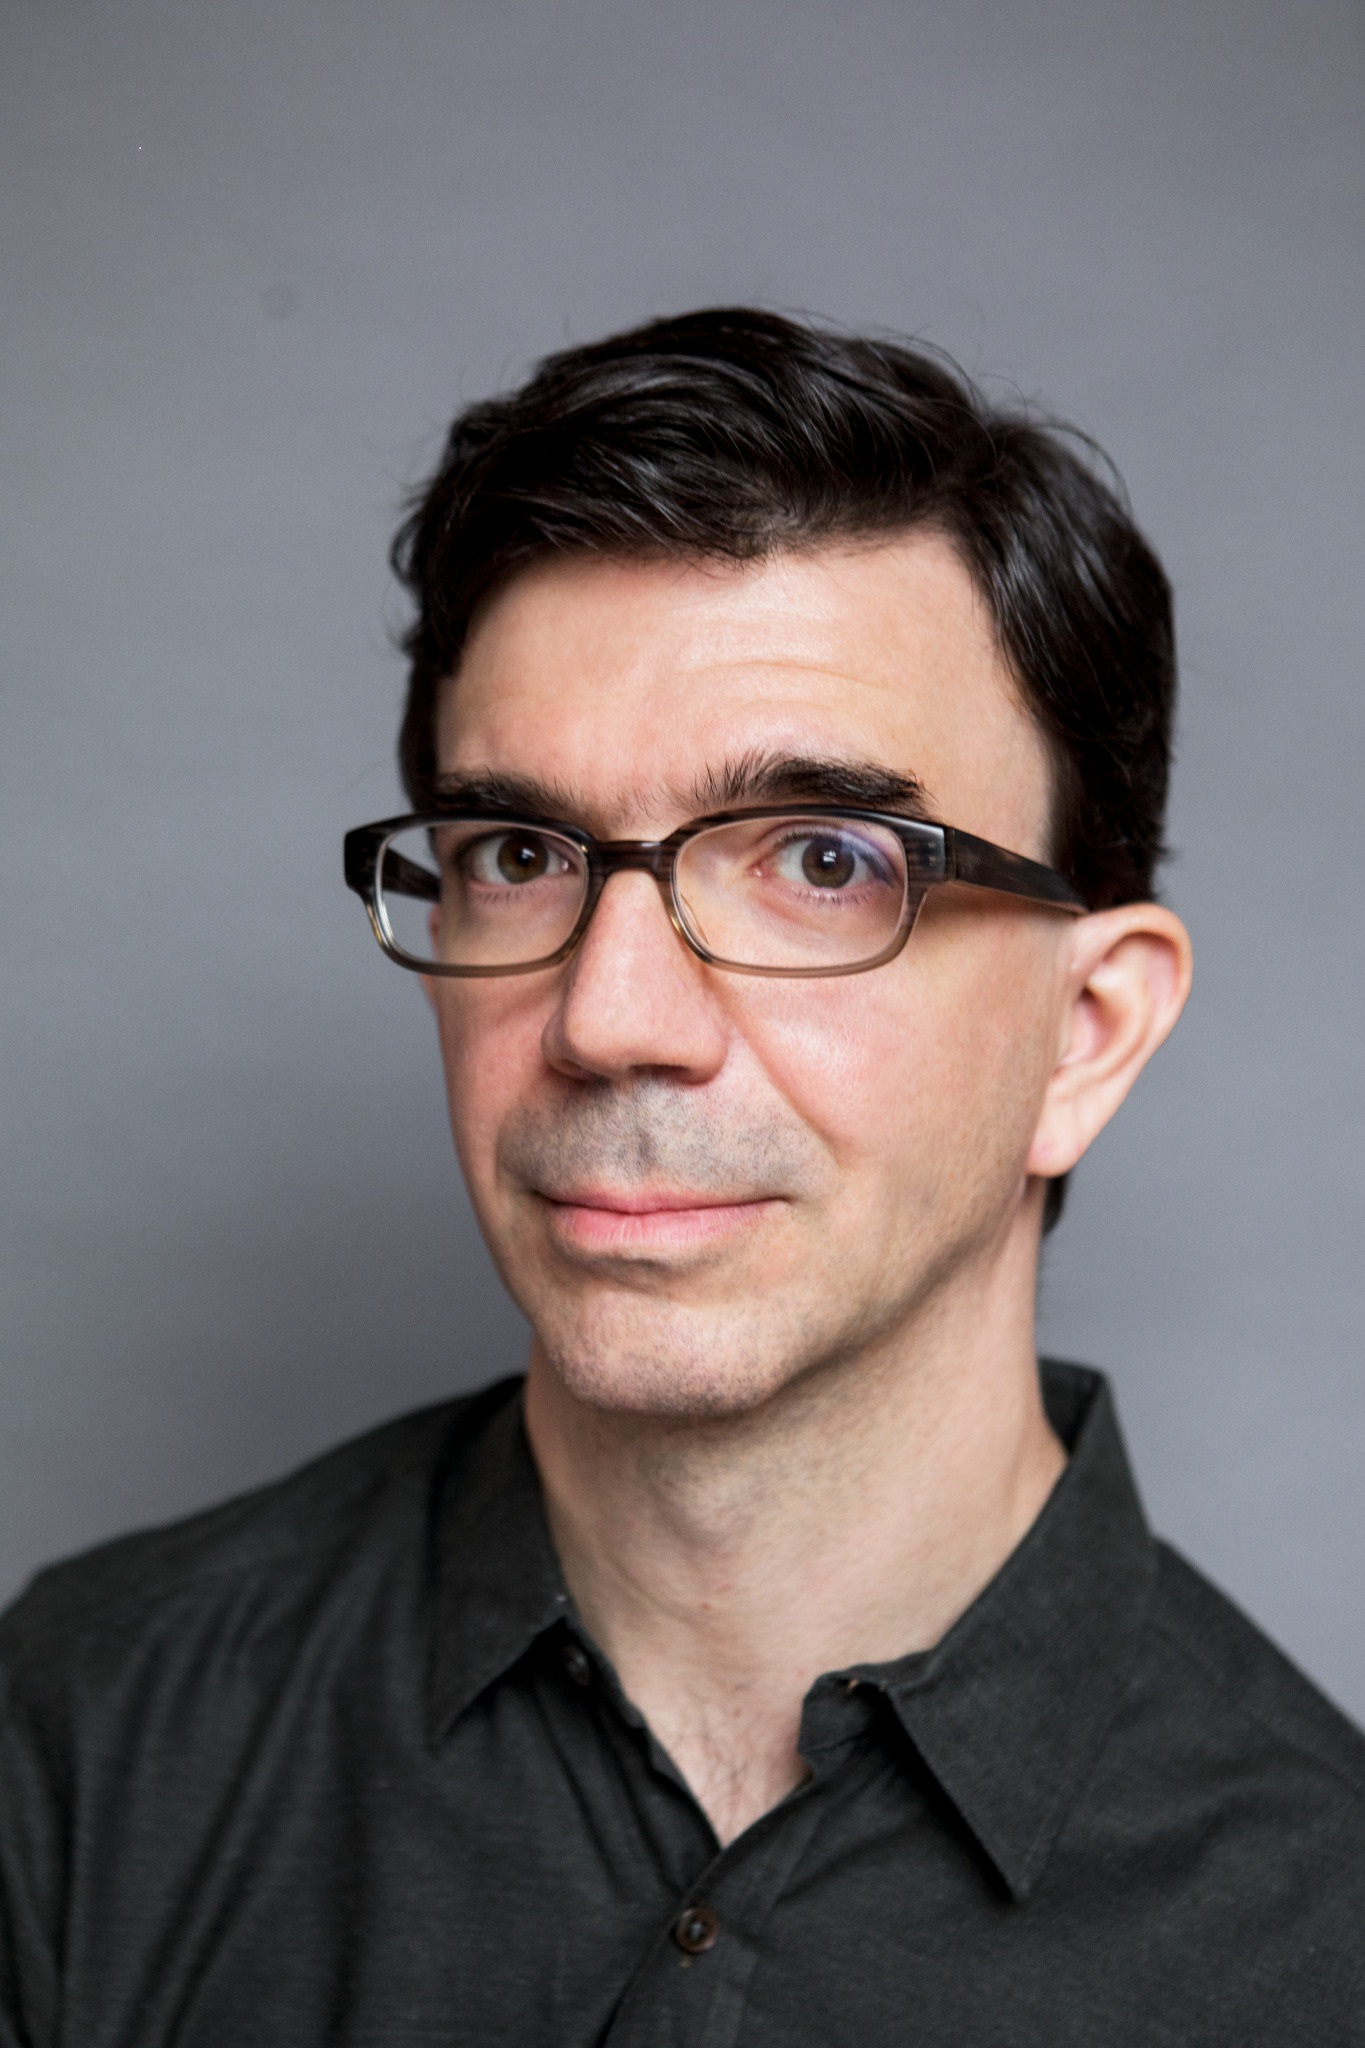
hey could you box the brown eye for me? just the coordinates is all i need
[800,836,857,888]
[496,833,550,883]
[461,830,574,888]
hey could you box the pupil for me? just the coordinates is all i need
[498,835,547,883]
[802,837,855,888]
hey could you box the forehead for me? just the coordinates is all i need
[435,535,1053,852]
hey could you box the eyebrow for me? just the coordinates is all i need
[431,769,581,817]
[430,751,935,827]
[683,749,933,817]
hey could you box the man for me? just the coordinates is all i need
[2,309,1361,2045]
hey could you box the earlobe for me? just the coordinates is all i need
[1027,904,1193,1182]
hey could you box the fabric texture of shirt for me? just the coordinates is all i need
[1,1361,1362,2047]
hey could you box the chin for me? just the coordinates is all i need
[531,1296,806,1422]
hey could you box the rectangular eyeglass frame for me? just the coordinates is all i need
[343,805,1088,979]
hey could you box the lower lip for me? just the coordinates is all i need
[541,1197,777,1254]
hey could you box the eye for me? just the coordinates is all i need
[769,829,888,891]
[463,830,572,886]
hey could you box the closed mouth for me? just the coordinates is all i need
[534,1187,778,1253]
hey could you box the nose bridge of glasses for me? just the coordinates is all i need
[582,841,689,947]
[594,838,673,871]
[590,838,678,900]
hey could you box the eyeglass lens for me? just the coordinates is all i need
[375,815,914,972]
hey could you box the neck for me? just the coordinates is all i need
[523,1201,1064,1847]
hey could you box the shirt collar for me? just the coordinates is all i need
[864,1362,1156,1901]
[426,1363,1157,1905]
[426,1379,569,1747]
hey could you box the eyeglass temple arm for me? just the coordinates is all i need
[942,828,1086,911]
[382,848,440,901]
[343,830,441,903]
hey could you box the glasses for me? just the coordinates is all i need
[343,806,1086,980]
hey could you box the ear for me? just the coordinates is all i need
[1027,903,1193,1182]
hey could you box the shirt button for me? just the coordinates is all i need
[673,1905,720,1954]
[561,1640,592,1687]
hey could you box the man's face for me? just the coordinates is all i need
[429,537,1071,1418]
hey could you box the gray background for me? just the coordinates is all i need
[3,0,1363,1714]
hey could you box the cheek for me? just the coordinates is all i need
[431,986,548,1175]
[730,972,963,1171]
[734,924,1056,1183]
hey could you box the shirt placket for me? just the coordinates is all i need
[598,1785,831,2048]
[595,1678,888,2048]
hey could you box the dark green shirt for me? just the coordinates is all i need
[1,1363,1362,2045]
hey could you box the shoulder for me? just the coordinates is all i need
[0,1376,523,1690]
[1145,1540,1365,1804]
[1098,1537,1365,1935]
[1092,1543,1365,2012]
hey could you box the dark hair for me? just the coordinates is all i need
[390,307,1177,1229]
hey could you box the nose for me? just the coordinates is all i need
[541,869,729,1083]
